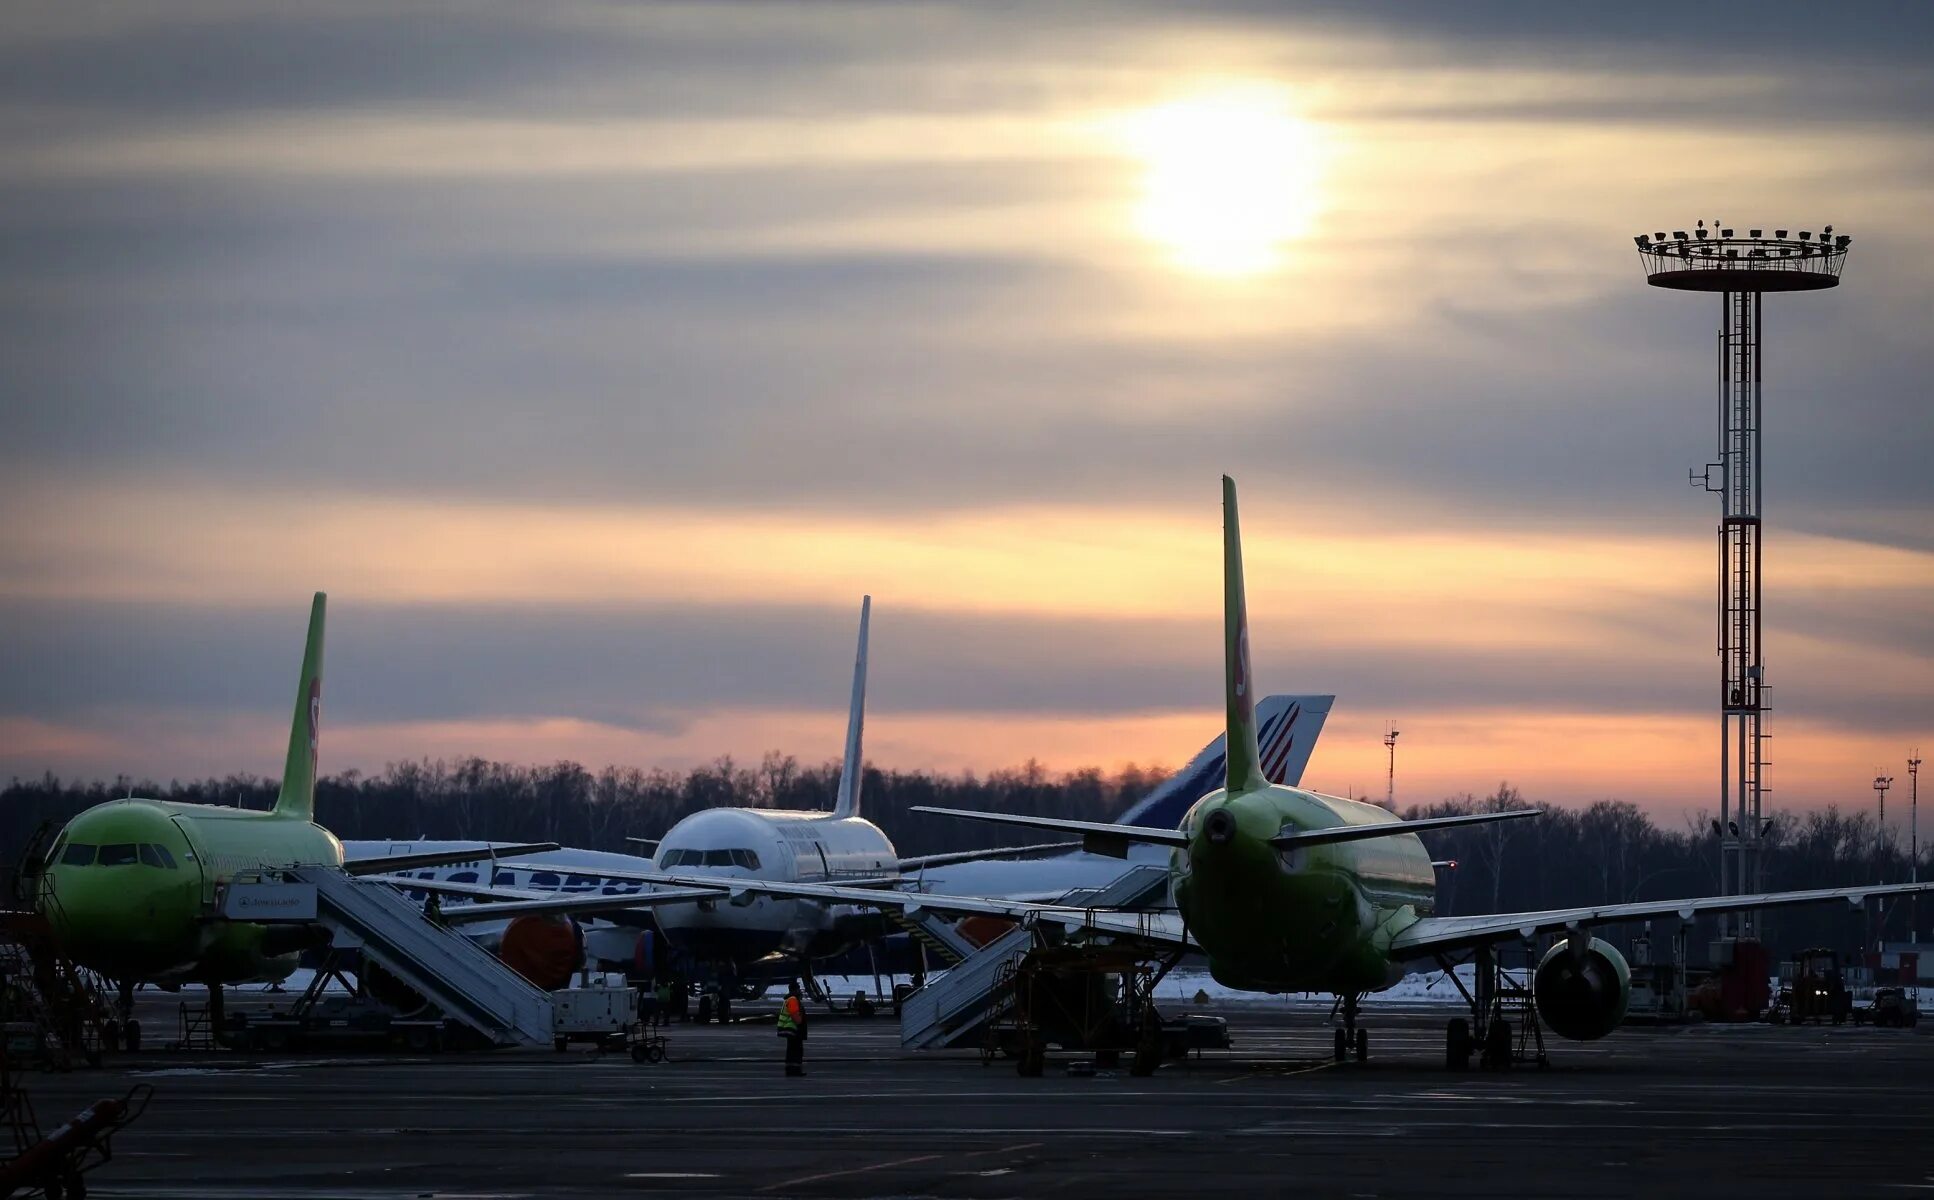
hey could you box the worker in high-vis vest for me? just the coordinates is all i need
[778,981,808,1076]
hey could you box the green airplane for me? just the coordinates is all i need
[605,475,1934,1066]
[29,592,554,1049]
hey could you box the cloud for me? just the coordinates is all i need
[0,2,1928,805]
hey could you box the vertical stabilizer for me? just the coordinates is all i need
[1222,477,1265,794]
[273,592,326,820]
[832,595,870,819]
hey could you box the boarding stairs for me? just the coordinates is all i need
[897,862,1175,1051]
[240,867,554,1048]
[886,908,981,967]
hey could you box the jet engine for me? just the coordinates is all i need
[497,915,585,992]
[1533,936,1630,1041]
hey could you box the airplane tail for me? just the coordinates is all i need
[1116,694,1333,830]
[832,595,869,819]
[273,592,326,821]
[1221,476,1265,795]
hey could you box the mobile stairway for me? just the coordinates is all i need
[226,867,555,1048]
[898,862,1173,1051]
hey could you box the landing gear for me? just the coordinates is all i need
[111,979,141,1053]
[1334,993,1368,1064]
[1437,943,1547,1071]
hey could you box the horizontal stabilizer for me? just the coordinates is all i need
[343,842,561,876]
[623,837,659,853]
[1270,809,1541,850]
[909,806,1186,859]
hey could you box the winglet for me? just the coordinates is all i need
[1222,477,1265,794]
[832,595,869,819]
[273,592,326,821]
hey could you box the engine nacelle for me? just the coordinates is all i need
[498,915,585,992]
[1533,936,1631,1041]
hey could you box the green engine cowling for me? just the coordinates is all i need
[1533,936,1631,1041]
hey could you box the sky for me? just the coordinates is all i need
[1,2,1930,828]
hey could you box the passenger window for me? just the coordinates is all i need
[60,844,97,867]
[449,871,478,884]
[98,844,139,867]
[139,844,165,868]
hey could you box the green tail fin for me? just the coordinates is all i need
[1221,477,1265,794]
[273,592,326,820]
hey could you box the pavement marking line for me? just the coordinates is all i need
[757,1152,946,1192]
[1218,1060,1337,1085]
[756,1141,1041,1193]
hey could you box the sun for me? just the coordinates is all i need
[1120,84,1327,278]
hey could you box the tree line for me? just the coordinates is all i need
[5,760,1922,956]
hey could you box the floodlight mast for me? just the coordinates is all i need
[1634,223,1851,943]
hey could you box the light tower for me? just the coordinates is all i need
[1875,773,1894,859]
[1635,221,1851,942]
[1911,751,1923,942]
[1383,725,1401,812]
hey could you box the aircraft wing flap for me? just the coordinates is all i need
[1389,879,1934,959]
[435,888,725,925]
[343,842,561,875]
[630,869,1196,951]
[364,874,728,925]
[909,806,1188,858]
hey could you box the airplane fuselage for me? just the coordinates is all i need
[1175,783,1435,994]
[350,807,900,976]
[41,798,345,985]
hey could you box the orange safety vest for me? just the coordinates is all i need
[778,995,803,1034]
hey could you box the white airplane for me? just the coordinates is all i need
[349,598,1102,989]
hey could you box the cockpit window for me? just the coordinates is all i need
[659,849,692,868]
[98,844,139,867]
[150,844,178,869]
[701,849,733,867]
[732,849,761,870]
[60,843,96,866]
[138,844,165,868]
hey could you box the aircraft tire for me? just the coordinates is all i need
[123,1019,141,1053]
[1353,1028,1368,1063]
[102,1020,121,1053]
[1332,1028,1347,1062]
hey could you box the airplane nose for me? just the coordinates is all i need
[1204,808,1237,846]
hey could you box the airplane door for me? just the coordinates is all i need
[814,843,831,882]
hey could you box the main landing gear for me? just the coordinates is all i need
[1437,943,1545,1071]
[1331,992,1368,1064]
[103,979,142,1054]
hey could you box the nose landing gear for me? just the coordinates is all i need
[1332,992,1368,1063]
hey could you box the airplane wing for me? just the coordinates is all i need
[896,842,1081,871]
[342,842,561,876]
[492,860,1195,949]
[909,807,1187,857]
[1389,879,1934,960]
[365,874,727,925]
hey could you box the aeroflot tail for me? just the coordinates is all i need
[1117,693,1334,831]
[831,596,869,820]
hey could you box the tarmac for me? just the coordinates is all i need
[23,1000,1934,1199]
